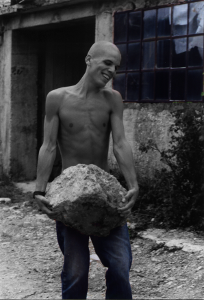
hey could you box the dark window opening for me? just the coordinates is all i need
[113,1,204,102]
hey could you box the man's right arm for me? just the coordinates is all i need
[34,91,60,215]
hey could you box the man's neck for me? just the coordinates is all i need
[75,73,101,97]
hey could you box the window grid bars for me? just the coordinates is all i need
[113,2,204,103]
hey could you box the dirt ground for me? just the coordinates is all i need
[0,182,204,299]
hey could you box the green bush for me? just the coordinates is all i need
[138,106,204,230]
[112,105,204,230]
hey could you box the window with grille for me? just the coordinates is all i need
[113,1,204,102]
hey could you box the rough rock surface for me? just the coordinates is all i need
[46,164,128,236]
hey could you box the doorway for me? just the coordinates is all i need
[37,17,95,180]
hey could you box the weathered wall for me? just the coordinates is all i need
[3,2,95,30]
[10,30,38,180]
[0,30,12,178]
[108,103,174,178]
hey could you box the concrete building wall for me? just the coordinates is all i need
[0,30,12,178]
[0,29,38,180]
[10,30,38,180]
[108,103,174,178]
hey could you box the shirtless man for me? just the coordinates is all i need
[33,41,139,299]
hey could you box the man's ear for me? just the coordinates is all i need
[85,55,91,66]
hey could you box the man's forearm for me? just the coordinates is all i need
[113,141,138,190]
[35,144,56,192]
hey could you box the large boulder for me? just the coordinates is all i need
[46,164,128,236]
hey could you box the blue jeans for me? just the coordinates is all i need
[56,221,132,299]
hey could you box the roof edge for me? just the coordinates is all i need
[0,0,96,16]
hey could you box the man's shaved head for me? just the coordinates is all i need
[84,41,121,86]
[87,41,121,59]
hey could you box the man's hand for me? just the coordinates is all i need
[34,195,56,220]
[118,187,139,218]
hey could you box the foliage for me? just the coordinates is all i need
[138,106,204,230]
[112,106,204,230]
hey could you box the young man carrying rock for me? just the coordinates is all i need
[33,41,139,299]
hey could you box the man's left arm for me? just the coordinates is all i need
[110,91,139,217]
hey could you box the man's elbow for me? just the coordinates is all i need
[113,140,125,155]
[41,142,57,154]
[113,138,132,155]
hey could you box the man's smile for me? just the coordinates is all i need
[102,73,111,81]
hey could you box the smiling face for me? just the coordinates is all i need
[86,42,121,88]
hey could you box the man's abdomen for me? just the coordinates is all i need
[58,131,110,172]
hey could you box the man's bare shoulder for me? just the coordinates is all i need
[46,87,74,117]
[46,86,74,108]
[47,86,74,99]
[102,87,123,111]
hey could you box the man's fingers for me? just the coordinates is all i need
[40,205,53,215]
[35,195,53,209]
[41,199,52,208]
[125,189,137,201]
[119,209,131,218]
[118,200,134,212]
[33,195,58,220]
[119,187,139,214]
[120,190,135,205]
[35,195,51,206]
[39,205,57,220]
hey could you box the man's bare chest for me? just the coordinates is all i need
[58,98,111,133]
